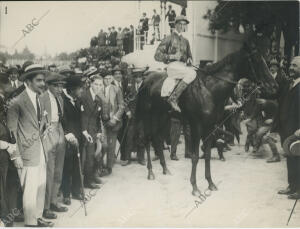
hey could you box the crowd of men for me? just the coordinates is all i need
[92,26,135,54]
[0,58,149,227]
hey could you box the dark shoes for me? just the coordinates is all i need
[99,168,111,177]
[50,204,68,212]
[170,154,179,161]
[42,210,57,219]
[138,160,146,166]
[288,192,300,200]
[84,182,100,189]
[26,218,54,227]
[94,176,103,184]
[278,186,296,195]
[14,211,24,222]
[121,160,131,166]
[63,197,71,205]
[266,155,280,163]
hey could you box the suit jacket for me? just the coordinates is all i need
[125,79,142,116]
[61,92,82,142]
[80,88,102,140]
[101,84,125,132]
[154,31,192,64]
[7,90,47,166]
[39,91,64,123]
[278,81,300,144]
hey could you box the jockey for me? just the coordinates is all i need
[154,15,196,112]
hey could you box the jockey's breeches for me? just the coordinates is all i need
[166,61,196,84]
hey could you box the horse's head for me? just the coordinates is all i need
[239,35,278,96]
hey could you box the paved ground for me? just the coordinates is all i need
[15,122,300,227]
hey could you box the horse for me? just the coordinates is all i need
[135,35,278,196]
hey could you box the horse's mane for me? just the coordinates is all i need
[200,51,241,76]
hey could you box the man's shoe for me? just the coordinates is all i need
[42,210,57,219]
[14,212,24,222]
[84,182,100,189]
[167,81,188,113]
[94,176,102,184]
[278,186,295,195]
[50,204,68,212]
[72,194,86,201]
[170,154,179,161]
[63,197,71,205]
[266,155,280,163]
[37,218,54,227]
[138,160,146,166]
[121,160,131,166]
[99,168,111,177]
[288,192,300,200]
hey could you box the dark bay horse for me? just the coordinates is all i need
[135,37,278,196]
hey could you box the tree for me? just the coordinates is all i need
[203,1,299,64]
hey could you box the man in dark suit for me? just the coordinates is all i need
[98,29,107,46]
[121,68,146,166]
[7,66,23,89]
[80,75,103,189]
[109,27,117,46]
[0,72,21,227]
[277,56,300,200]
[7,64,53,227]
[61,75,84,205]
[40,72,68,220]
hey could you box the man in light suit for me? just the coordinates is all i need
[7,64,54,227]
[101,74,124,175]
[40,72,68,220]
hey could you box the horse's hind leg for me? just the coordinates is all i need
[142,117,155,180]
[190,123,201,196]
[203,133,218,191]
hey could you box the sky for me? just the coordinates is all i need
[0,1,180,56]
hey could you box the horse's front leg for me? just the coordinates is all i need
[203,136,218,191]
[146,142,155,180]
[190,124,201,196]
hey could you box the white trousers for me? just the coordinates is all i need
[18,140,46,226]
[166,61,196,84]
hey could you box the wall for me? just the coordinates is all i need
[186,1,243,66]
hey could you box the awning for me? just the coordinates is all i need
[167,0,187,7]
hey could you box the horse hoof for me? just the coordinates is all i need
[192,189,201,196]
[147,173,155,180]
[163,168,171,175]
[220,157,226,162]
[208,183,218,191]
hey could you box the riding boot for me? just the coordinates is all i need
[167,80,188,112]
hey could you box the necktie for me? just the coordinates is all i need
[55,97,62,121]
[36,94,41,125]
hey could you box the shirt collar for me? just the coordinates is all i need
[292,77,300,88]
[26,85,37,99]
[63,89,75,103]
[89,87,96,100]
[173,30,182,37]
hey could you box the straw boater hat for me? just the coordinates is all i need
[283,134,300,157]
[20,64,48,81]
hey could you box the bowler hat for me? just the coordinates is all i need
[58,65,75,77]
[65,75,84,89]
[45,72,66,84]
[20,64,48,81]
[175,15,189,24]
[269,59,279,67]
[112,65,122,74]
[283,134,300,156]
[7,66,19,74]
